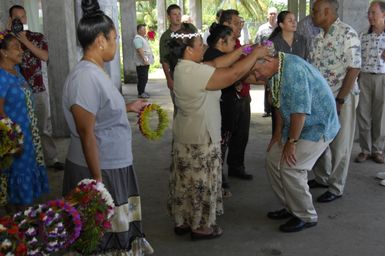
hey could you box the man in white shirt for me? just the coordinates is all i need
[355,1,385,164]
[134,24,154,98]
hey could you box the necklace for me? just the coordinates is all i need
[82,57,110,78]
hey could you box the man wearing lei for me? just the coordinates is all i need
[253,52,340,232]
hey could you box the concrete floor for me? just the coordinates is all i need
[44,73,385,256]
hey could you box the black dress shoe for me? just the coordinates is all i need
[228,171,253,180]
[267,209,292,220]
[49,162,65,171]
[279,217,317,233]
[317,191,342,203]
[174,226,191,235]
[308,179,328,189]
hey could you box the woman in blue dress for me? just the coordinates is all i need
[0,33,49,210]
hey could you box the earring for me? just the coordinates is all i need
[99,46,104,50]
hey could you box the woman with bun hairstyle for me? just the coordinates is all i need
[62,0,152,254]
[167,27,268,240]
[203,23,236,198]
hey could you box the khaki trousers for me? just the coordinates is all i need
[313,92,359,195]
[34,90,59,164]
[357,73,385,154]
[266,139,330,222]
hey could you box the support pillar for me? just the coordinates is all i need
[157,0,167,35]
[42,0,77,137]
[120,0,137,83]
[338,0,369,33]
[189,0,202,29]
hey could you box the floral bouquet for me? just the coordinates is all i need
[0,216,27,256]
[137,104,169,140]
[0,117,23,206]
[0,117,24,171]
[65,179,114,255]
[13,203,74,255]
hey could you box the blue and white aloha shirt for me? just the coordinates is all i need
[280,54,340,142]
[309,18,361,96]
[360,31,385,74]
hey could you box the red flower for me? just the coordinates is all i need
[95,212,104,224]
[81,194,91,204]
[102,221,111,230]
[7,224,19,235]
[15,242,27,256]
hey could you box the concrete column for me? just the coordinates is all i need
[42,0,77,137]
[120,0,137,83]
[157,0,167,35]
[189,0,202,29]
[299,0,306,20]
[177,0,184,14]
[338,0,369,34]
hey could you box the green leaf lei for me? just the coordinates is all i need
[271,52,285,109]
[138,104,169,140]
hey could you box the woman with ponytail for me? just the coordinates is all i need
[268,11,308,60]
[62,0,152,254]
[167,28,268,240]
[203,23,236,198]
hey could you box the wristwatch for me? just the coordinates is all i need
[335,97,345,104]
[287,137,299,145]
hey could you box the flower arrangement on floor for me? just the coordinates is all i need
[65,179,115,255]
[0,179,114,255]
[0,216,27,256]
[137,104,169,140]
[0,117,24,171]
[13,203,73,255]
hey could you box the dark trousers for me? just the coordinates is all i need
[136,65,149,95]
[264,84,272,114]
[221,94,251,174]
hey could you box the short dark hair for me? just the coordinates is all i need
[207,23,233,48]
[137,24,146,32]
[0,33,16,51]
[219,9,239,25]
[77,0,115,50]
[9,5,25,17]
[167,4,181,16]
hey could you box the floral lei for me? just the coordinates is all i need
[271,52,285,109]
[46,200,82,249]
[137,104,169,140]
[0,117,24,171]
[0,216,27,256]
[66,179,114,255]
[13,204,70,255]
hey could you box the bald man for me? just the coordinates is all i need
[309,0,361,203]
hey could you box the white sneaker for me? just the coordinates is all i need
[380,179,385,187]
[376,172,385,180]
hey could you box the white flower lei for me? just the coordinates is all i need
[170,31,202,39]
